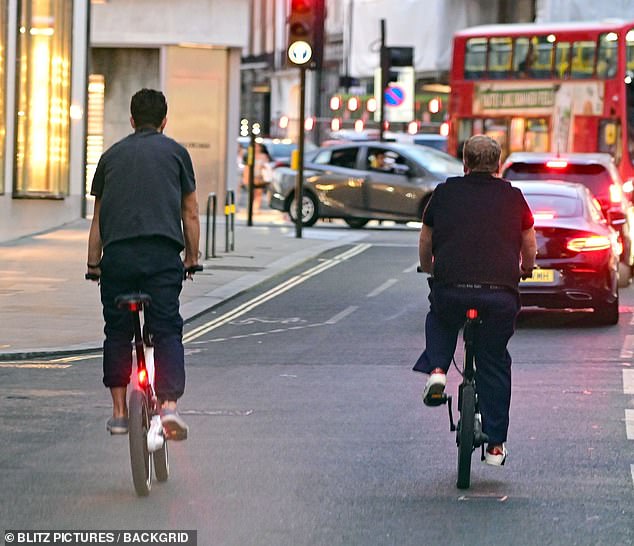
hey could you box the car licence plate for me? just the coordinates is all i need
[521,269,555,283]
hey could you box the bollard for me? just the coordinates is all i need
[224,190,236,252]
[205,192,217,259]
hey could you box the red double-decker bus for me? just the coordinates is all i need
[448,21,634,185]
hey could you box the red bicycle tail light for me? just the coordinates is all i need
[467,309,478,319]
[546,159,568,169]
[138,368,148,386]
[609,183,623,204]
[566,235,612,252]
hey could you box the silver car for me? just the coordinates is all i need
[269,141,463,227]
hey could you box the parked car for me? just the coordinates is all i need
[513,179,620,325]
[502,152,634,287]
[269,141,464,227]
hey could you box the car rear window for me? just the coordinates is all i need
[504,163,612,199]
[523,193,582,218]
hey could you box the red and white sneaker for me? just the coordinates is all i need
[484,444,507,466]
[422,368,446,406]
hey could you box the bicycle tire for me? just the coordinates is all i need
[456,382,476,489]
[129,390,152,496]
[154,441,169,482]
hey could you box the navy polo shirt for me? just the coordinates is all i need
[91,128,196,250]
[423,172,534,290]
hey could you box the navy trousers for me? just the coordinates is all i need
[100,237,186,401]
[413,283,520,444]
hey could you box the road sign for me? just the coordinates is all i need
[288,40,313,65]
[385,86,405,106]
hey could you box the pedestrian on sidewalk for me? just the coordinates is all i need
[86,88,200,440]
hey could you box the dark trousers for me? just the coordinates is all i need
[413,284,520,444]
[100,237,185,401]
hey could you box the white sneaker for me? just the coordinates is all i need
[484,444,507,466]
[422,368,446,406]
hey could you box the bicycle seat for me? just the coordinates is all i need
[115,293,152,310]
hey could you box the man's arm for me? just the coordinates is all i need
[181,190,200,269]
[419,224,433,274]
[86,199,103,277]
[520,226,537,275]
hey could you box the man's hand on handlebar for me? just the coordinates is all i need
[183,263,203,280]
[520,264,535,280]
[85,264,101,282]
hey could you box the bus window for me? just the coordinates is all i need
[525,118,549,152]
[513,37,532,77]
[465,38,487,79]
[627,29,634,73]
[571,41,596,78]
[597,32,618,78]
[555,41,571,79]
[488,37,512,78]
[532,36,554,78]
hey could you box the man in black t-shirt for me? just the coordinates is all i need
[414,135,536,466]
[87,89,200,441]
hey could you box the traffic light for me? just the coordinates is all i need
[381,46,414,83]
[287,0,325,69]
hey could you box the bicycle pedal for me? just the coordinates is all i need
[426,393,448,406]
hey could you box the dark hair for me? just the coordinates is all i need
[463,135,501,173]
[130,88,167,128]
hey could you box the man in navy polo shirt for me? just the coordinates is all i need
[414,135,536,466]
[87,89,200,441]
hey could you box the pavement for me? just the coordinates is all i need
[0,208,366,360]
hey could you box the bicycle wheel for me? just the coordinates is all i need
[129,389,152,496]
[456,382,476,489]
[154,441,169,482]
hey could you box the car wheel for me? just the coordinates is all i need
[344,218,369,229]
[593,296,619,325]
[288,192,319,227]
[618,262,632,288]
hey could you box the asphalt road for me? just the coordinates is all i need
[1,226,633,546]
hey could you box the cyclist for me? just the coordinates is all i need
[414,135,536,466]
[86,89,200,441]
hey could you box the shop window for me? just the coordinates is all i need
[0,2,6,194]
[597,32,618,78]
[85,75,105,194]
[14,0,73,198]
[487,37,512,79]
[524,118,549,152]
[465,38,487,80]
[570,40,596,79]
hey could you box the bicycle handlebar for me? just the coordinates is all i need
[85,264,204,282]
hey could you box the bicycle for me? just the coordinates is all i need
[87,264,203,496]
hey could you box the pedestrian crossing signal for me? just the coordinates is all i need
[287,0,325,68]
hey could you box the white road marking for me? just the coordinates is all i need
[631,464,634,487]
[0,363,72,369]
[620,335,634,359]
[325,306,358,324]
[402,263,419,273]
[183,244,371,343]
[626,409,634,440]
[624,370,634,395]
[366,278,398,298]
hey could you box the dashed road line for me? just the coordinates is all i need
[366,278,398,298]
[183,243,371,343]
[624,370,634,395]
[620,335,634,359]
[325,306,358,324]
[625,409,634,440]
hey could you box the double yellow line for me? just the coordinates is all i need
[183,243,371,343]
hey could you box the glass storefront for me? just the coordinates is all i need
[0,2,6,194]
[14,0,73,198]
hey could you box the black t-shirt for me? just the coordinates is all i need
[91,128,196,250]
[423,173,534,290]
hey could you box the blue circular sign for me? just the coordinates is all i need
[385,86,405,106]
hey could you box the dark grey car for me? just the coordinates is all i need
[269,141,463,227]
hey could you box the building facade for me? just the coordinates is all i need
[0,0,89,242]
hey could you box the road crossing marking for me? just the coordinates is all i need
[619,335,634,359]
[183,244,371,343]
[624,370,634,394]
[626,409,634,440]
[366,278,398,298]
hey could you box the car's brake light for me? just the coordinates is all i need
[546,159,568,169]
[566,235,612,252]
[533,211,556,220]
[609,183,623,203]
